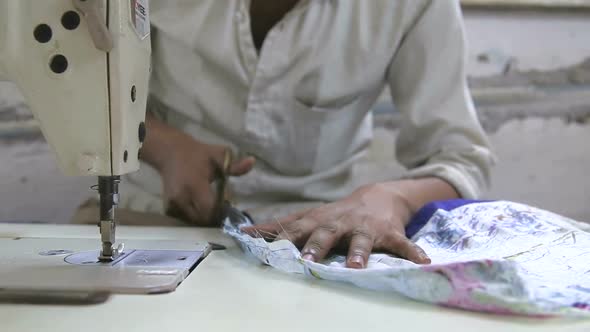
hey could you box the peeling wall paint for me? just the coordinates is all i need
[375,58,590,132]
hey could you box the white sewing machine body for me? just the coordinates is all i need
[0,0,152,260]
[0,0,150,176]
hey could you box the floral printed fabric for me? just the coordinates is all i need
[223,200,590,317]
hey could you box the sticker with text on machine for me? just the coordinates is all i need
[130,0,150,40]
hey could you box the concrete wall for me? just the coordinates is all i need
[466,9,589,220]
[464,9,590,76]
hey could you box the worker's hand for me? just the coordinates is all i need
[242,183,431,269]
[159,132,255,226]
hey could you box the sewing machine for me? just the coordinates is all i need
[0,0,150,261]
[0,0,213,296]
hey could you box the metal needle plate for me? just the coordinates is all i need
[0,238,210,302]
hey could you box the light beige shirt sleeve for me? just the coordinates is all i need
[388,1,495,199]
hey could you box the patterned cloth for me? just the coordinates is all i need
[224,200,590,317]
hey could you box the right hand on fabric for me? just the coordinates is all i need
[141,115,255,226]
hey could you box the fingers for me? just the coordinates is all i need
[242,222,281,240]
[207,145,231,182]
[229,157,255,176]
[166,179,220,226]
[346,228,374,269]
[207,146,255,179]
[243,218,315,247]
[240,205,432,269]
[274,218,317,247]
[301,222,344,263]
[242,210,314,246]
[383,232,431,265]
[165,195,200,224]
[190,182,218,226]
[242,210,307,237]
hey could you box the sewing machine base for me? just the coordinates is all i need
[0,237,210,304]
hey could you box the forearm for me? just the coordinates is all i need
[376,177,460,225]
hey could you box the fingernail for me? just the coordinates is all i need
[302,254,315,262]
[421,255,432,265]
[348,255,365,269]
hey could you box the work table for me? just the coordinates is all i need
[0,223,587,332]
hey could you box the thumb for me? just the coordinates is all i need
[229,156,255,176]
[208,145,255,178]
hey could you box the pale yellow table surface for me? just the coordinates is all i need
[1,223,589,332]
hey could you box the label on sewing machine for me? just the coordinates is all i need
[130,0,150,40]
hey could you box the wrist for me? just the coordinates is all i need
[356,182,415,226]
[383,183,416,226]
[361,177,460,226]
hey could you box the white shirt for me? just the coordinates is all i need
[125,0,494,211]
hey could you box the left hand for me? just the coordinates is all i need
[242,183,432,269]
